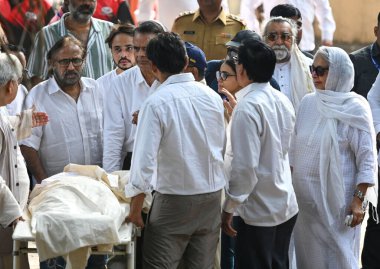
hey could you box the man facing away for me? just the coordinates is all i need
[263,16,314,112]
[221,39,298,269]
[125,32,226,269]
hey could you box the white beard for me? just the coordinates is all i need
[272,45,291,62]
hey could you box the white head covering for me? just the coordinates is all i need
[315,46,378,225]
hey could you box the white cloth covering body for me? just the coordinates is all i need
[136,0,230,30]
[20,77,103,177]
[290,93,376,269]
[223,82,298,226]
[103,66,160,172]
[125,73,226,197]
[0,175,22,228]
[28,165,132,268]
[239,0,336,51]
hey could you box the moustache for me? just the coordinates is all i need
[78,4,95,14]
[64,70,80,78]
[118,57,132,64]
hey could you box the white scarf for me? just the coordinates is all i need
[315,47,378,225]
[289,45,314,112]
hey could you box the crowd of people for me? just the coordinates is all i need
[1,0,380,269]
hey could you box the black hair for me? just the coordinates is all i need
[221,59,237,73]
[146,32,187,75]
[134,20,165,36]
[378,12,380,26]
[238,39,276,83]
[270,4,301,19]
[47,35,85,61]
[105,23,135,48]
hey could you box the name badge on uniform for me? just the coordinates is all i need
[184,31,195,35]
[101,6,113,16]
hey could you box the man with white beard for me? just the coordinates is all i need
[263,17,314,111]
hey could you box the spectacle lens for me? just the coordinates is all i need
[309,65,329,76]
[266,32,292,42]
[57,58,84,67]
[216,71,236,81]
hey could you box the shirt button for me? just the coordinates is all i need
[11,128,14,132]
[16,182,19,186]
[14,146,17,149]
[15,164,17,168]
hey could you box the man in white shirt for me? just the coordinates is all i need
[97,23,136,98]
[240,0,336,52]
[20,36,103,181]
[103,20,164,172]
[263,16,314,111]
[125,32,226,268]
[221,38,298,269]
[20,35,105,269]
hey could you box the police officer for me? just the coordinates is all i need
[172,0,246,61]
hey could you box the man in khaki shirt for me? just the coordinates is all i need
[172,0,246,61]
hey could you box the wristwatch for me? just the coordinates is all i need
[353,189,365,202]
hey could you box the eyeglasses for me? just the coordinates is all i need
[265,32,293,42]
[56,58,84,67]
[216,71,236,81]
[309,65,329,76]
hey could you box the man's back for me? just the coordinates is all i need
[130,73,225,195]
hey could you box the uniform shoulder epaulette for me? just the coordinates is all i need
[175,11,195,20]
[228,14,246,26]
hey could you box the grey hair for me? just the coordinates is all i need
[0,53,22,87]
[263,16,298,43]
[314,46,331,66]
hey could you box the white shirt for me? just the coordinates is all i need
[96,69,118,102]
[6,85,28,116]
[0,176,22,228]
[223,82,298,226]
[273,61,291,100]
[103,66,160,172]
[240,0,336,51]
[137,0,230,30]
[20,77,103,177]
[125,73,226,197]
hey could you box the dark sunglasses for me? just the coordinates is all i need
[216,71,236,81]
[265,32,292,42]
[309,65,329,76]
[56,58,84,67]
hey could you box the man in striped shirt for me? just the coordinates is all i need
[27,0,113,87]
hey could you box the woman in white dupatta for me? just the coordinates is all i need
[290,46,378,269]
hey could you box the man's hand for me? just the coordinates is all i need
[132,110,139,125]
[321,40,333,46]
[11,216,24,228]
[125,193,145,228]
[349,197,365,227]
[221,211,237,237]
[218,87,237,116]
[32,111,49,127]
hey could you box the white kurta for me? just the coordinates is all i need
[290,93,376,269]
[0,176,22,228]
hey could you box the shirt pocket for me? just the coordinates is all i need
[181,31,198,43]
[215,33,233,45]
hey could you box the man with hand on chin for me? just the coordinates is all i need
[263,16,314,112]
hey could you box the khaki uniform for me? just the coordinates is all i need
[172,9,246,61]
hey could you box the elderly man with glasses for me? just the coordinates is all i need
[20,35,105,269]
[263,16,314,112]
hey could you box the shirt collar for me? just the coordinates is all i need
[47,76,91,95]
[235,82,270,101]
[160,73,195,88]
[193,7,227,25]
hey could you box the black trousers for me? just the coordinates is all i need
[235,214,297,269]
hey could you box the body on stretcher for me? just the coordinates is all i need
[12,219,138,269]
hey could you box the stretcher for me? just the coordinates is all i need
[12,218,138,269]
